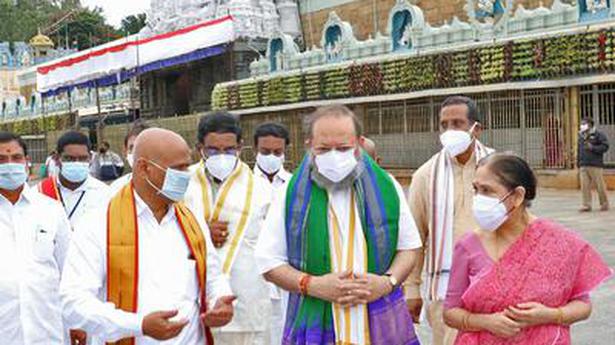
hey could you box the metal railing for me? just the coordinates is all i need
[21,134,48,164]
[365,89,569,170]
[44,87,579,172]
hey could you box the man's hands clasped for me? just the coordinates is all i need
[308,271,394,307]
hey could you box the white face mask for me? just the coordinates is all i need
[205,154,237,181]
[440,123,477,157]
[256,153,284,175]
[472,193,512,232]
[126,153,134,168]
[580,124,589,133]
[314,149,358,183]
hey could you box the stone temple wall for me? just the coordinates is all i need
[299,0,556,48]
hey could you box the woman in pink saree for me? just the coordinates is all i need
[443,153,612,345]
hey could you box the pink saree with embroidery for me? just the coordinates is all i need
[455,219,612,345]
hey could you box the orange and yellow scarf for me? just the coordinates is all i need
[106,184,213,345]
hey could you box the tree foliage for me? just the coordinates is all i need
[0,0,64,42]
[0,0,128,51]
[120,13,147,36]
[55,8,120,50]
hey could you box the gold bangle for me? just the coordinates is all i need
[557,307,565,325]
[461,313,470,331]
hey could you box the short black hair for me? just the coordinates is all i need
[441,95,483,124]
[254,122,290,146]
[197,111,242,144]
[581,117,594,126]
[57,131,91,154]
[0,131,28,156]
[478,153,537,207]
[124,119,150,147]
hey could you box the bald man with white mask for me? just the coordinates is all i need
[61,128,235,345]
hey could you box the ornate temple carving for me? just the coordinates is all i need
[140,0,300,39]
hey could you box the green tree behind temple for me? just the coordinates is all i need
[120,13,147,36]
[0,0,122,50]
[0,0,60,42]
[55,8,121,50]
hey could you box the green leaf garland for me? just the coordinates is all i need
[213,29,615,110]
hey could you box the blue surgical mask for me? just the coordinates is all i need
[146,160,191,202]
[61,162,90,183]
[0,163,28,191]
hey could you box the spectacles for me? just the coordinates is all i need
[202,148,239,157]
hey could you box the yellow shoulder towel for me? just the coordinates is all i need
[106,184,213,345]
[196,161,254,274]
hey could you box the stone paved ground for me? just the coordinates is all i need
[415,188,615,345]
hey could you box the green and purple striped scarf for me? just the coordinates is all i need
[283,153,420,345]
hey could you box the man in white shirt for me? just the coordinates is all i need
[110,120,151,195]
[0,131,71,345]
[45,150,60,177]
[60,128,235,345]
[252,122,292,189]
[252,122,292,345]
[38,131,111,228]
[255,105,422,344]
[184,112,273,345]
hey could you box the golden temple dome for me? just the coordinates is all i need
[29,30,55,49]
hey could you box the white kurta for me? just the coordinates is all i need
[252,165,292,345]
[60,191,232,345]
[46,156,60,177]
[45,176,112,228]
[109,173,132,197]
[254,177,423,342]
[0,185,71,345]
[253,165,292,191]
[184,162,272,335]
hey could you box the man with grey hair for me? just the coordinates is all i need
[255,104,422,344]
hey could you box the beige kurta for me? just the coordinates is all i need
[405,151,479,299]
[406,152,480,345]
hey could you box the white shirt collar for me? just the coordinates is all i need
[0,184,33,207]
[253,164,292,184]
[133,188,176,223]
[56,175,93,193]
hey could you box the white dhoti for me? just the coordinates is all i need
[213,330,268,345]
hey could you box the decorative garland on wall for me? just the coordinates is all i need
[0,114,72,135]
[212,29,615,110]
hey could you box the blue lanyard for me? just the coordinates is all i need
[59,190,86,219]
